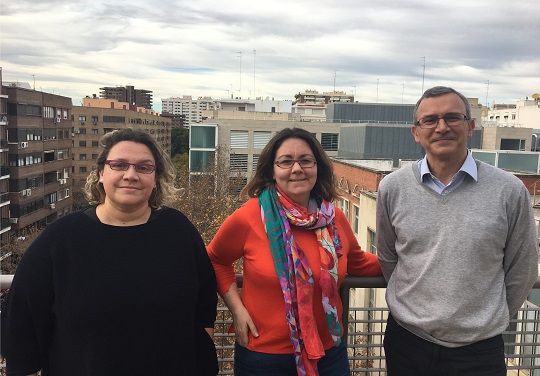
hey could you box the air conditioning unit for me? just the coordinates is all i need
[75,130,80,134]
[19,142,28,148]
[93,121,98,125]
[49,203,55,209]
[20,189,27,196]
[54,117,61,123]
[80,121,85,125]
[59,178,66,185]
[26,189,32,196]
[9,218,18,224]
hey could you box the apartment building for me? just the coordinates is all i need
[3,82,73,236]
[71,98,171,206]
[483,96,540,129]
[294,90,354,105]
[99,85,153,110]
[162,96,217,126]
[0,68,10,247]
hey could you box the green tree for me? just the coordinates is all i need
[171,127,189,156]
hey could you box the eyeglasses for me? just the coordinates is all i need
[105,160,156,174]
[274,158,317,169]
[415,113,469,129]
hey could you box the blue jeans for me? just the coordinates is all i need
[233,339,351,376]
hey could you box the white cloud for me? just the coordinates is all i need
[1,0,539,111]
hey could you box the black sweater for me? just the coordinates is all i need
[1,207,218,375]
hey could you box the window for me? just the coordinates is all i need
[43,129,56,140]
[11,104,41,116]
[230,131,248,148]
[190,150,215,172]
[190,125,216,148]
[79,154,87,160]
[230,154,248,172]
[77,128,86,135]
[43,106,54,118]
[321,133,338,151]
[367,228,377,255]
[79,166,87,173]
[500,138,526,151]
[92,154,98,160]
[341,198,350,219]
[78,115,86,122]
[44,151,55,163]
[92,129,99,135]
[252,154,260,172]
[92,141,99,147]
[91,116,99,123]
[353,205,360,234]
[79,141,87,147]
[253,131,271,149]
[103,116,125,123]
[57,149,69,160]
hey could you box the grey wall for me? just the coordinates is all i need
[339,124,482,166]
[327,102,415,123]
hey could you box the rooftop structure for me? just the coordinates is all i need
[99,85,153,110]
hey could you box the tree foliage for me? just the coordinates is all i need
[171,127,189,156]
[169,146,243,246]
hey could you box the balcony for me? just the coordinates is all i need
[0,166,9,178]
[0,275,539,375]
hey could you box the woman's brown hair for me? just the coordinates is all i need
[241,127,339,202]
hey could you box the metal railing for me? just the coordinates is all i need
[1,275,540,375]
[214,276,540,375]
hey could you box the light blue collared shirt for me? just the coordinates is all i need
[418,150,478,195]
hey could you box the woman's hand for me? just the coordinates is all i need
[221,282,259,347]
[231,304,259,347]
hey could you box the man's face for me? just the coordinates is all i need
[411,93,475,164]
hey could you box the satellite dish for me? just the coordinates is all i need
[532,93,540,99]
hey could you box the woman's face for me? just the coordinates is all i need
[272,138,317,208]
[99,141,157,212]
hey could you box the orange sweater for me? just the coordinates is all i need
[207,198,382,354]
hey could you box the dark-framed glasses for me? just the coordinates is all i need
[105,160,156,174]
[274,158,317,169]
[416,113,469,129]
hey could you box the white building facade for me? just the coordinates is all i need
[161,96,217,125]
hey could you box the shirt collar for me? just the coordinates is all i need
[419,150,478,182]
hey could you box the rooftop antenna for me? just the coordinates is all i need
[421,57,426,94]
[32,74,35,90]
[376,79,379,103]
[333,70,338,92]
[237,51,242,98]
[253,49,256,100]
[485,80,491,108]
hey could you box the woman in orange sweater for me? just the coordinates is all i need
[208,127,382,376]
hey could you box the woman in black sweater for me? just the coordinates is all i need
[1,128,218,375]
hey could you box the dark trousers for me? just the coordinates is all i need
[233,339,350,376]
[384,314,506,376]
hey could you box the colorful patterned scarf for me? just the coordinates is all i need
[259,185,342,376]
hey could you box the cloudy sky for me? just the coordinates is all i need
[2,0,539,112]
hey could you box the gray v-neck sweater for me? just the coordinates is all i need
[376,160,538,347]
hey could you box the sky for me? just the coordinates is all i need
[1,0,539,113]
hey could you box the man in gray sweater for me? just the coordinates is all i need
[376,86,538,375]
